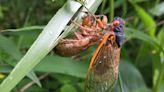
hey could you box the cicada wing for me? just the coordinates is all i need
[85,42,120,92]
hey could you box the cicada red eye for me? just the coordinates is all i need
[113,20,120,26]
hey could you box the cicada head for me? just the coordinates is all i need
[112,17,125,48]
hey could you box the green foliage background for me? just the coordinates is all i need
[0,0,164,92]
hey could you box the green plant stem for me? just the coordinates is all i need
[17,2,35,48]
[119,72,124,92]
[1,26,44,33]
[154,62,164,92]
[100,0,107,14]
[109,0,114,22]
[123,0,127,18]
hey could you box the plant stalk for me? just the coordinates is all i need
[109,0,114,22]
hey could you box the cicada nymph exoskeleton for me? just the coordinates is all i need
[55,12,108,56]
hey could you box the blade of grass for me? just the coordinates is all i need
[129,1,156,37]
[0,35,22,60]
[154,63,164,92]
[100,0,107,14]
[0,35,41,87]
[153,26,164,92]
[125,27,164,53]
[122,0,127,17]
[150,2,164,16]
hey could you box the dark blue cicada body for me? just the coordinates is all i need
[112,17,125,48]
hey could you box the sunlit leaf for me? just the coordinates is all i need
[150,2,164,16]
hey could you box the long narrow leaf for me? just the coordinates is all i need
[129,1,156,37]
[125,27,164,53]
[0,35,41,87]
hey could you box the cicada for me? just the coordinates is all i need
[55,13,108,56]
[85,17,125,92]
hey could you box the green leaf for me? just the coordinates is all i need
[134,88,152,92]
[0,65,12,73]
[153,63,164,92]
[125,28,162,52]
[153,26,164,92]
[129,2,156,37]
[114,61,148,92]
[129,0,148,3]
[0,35,41,87]
[157,26,164,46]
[150,2,164,16]
[125,27,164,92]
[34,55,88,78]
[27,71,42,87]
[0,35,22,60]
[61,84,77,92]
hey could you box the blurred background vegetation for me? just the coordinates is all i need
[0,0,164,92]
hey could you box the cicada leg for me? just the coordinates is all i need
[71,20,94,35]
[74,32,84,39]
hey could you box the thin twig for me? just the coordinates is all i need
[20,73,49,92]
[0,26,44,33]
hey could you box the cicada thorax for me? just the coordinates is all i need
[85,31,121,92]
[82,12,108,29]
[82,13,95,27]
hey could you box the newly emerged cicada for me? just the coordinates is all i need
[85,17,125,92]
